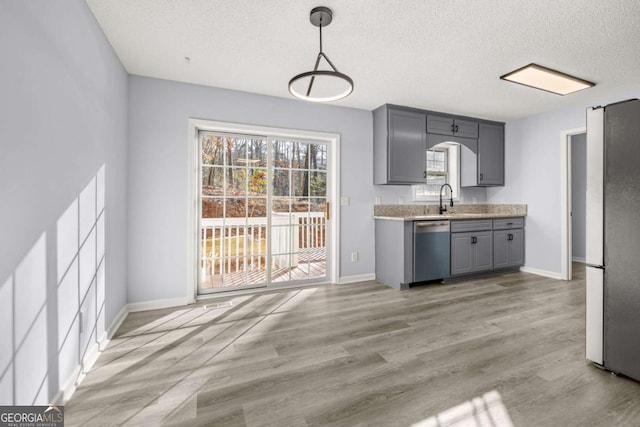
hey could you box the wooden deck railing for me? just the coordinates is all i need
[200,212,326,278]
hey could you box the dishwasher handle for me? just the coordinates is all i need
[414,221,450,233]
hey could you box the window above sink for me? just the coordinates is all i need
[412,142,460,202]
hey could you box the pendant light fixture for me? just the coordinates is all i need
[288,6,353,102]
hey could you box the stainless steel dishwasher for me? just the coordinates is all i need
[413,221,451,282]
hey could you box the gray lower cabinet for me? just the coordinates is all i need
[373,105,426,185]
[493,229,524,268]
[451,219,493,276]
[493,218,525,269]
[450,230,493,276]
[374,219,414,289]
[375,217,525,289]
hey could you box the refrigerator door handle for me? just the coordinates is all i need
[586,106,605,266]
[586,264,605,270]
[586,265,604,365]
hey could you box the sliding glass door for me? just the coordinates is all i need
[198,132,330,294]
[271,139,328,283]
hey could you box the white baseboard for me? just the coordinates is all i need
[128,297,190,313]
[56,297,190,405]
[62,337,106,404]
[107,304,129,339]
[572,257,586,263]
[54,365,81,404]
[338,273,376,284]
[520,266,563,280]
[56,305,128,404]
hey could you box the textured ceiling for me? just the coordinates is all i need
[86,0,640,121]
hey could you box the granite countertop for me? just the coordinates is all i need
[374,212,525,221]
[372,203,527,221]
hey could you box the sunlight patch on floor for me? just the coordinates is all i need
[412,390,514,427]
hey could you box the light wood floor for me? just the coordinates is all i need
[65,263,640,426]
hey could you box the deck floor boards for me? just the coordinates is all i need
[201,247,327,289]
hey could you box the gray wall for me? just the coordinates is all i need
[127,76,374,303]
[571,133,587,261]
[487,88,640,275]
[0,1,128,404]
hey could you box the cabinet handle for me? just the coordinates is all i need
[423,170,427,179]
[508,234,514,241]
[450,123,455,133]
[480,173,484,181]
[471,236,477,244]
[455,125,459,133]
[506,222,514,225]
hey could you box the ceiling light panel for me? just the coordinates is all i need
[500,63,594,95]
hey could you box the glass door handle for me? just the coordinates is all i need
[326,201,330,221]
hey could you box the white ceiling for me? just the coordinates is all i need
[86,0,640,121]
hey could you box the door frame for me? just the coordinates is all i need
[186,118,340,301]
[560,126,586,281]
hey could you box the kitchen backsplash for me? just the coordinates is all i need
[373,185,488,206]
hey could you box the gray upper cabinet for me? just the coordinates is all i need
[461,121,505,187]
[374,104,505,186]
[374,105,426,185]
[477,122,505,186]
[427,114,478,139]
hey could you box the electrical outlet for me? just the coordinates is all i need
[375,196,381,205]
[351,251,359,263]
[398,197,404,204]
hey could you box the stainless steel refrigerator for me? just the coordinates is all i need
[586,98,640,381]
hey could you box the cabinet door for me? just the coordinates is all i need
[477,122,505,185]
[493,229,524,268]
[427,115,454,136]
[493,230,510,268]
[451,233,474,275]
[508,229,525,266]
[473,231,494,272]
[454,119,479,139]
[388,109,427,183]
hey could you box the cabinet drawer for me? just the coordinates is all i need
[450,219,492,233]
[454,119,479,139]
[493,218,524,230]
[426,114,479,139]
[426,115,454,136]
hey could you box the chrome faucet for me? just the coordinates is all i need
[439,183,454,214]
